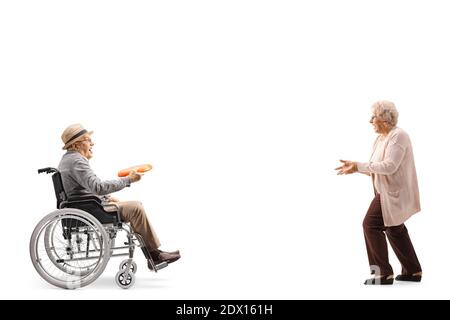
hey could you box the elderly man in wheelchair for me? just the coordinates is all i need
[30,124,180,289]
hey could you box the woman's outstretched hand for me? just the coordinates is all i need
[335,159,358,175]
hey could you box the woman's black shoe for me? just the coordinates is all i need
[364,275,394,285]
[395,274,422,282]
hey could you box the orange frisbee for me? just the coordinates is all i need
[118,164,153,177]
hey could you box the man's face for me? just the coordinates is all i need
[77,134,94,159]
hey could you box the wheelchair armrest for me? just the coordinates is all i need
[66,195,102,205]
[61,198,120,225]
[103,203,122,223]
[60,198,101,209]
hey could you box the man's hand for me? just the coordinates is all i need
[129,170,142,183]
[335,159,358,175]
[108,196,120,203]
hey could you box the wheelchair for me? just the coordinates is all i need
[30,167,168,289]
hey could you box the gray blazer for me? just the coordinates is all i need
[58,151,131,198]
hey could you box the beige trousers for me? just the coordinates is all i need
[114,201,161,250]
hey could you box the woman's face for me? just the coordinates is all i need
[370,114,388,134]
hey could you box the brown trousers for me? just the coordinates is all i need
[363,194,421,276]
[114,201,161,250]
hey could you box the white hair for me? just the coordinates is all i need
[371,100,398,126]
[67,141,82,152]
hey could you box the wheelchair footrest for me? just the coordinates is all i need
[155,261,168,271]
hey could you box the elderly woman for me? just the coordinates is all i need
[58,124,180,270]
[336,101,422,285]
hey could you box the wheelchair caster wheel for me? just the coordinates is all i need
[115,270,135,289]
[119,260,137,274]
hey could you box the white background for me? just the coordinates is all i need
[1,0,449,299]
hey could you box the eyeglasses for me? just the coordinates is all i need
[80,138,93,144]
[370,115,387,123]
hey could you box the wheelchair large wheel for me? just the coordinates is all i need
[30,208,111,289]
[42,219,112,277]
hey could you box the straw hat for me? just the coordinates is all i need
[61,124,93,150]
